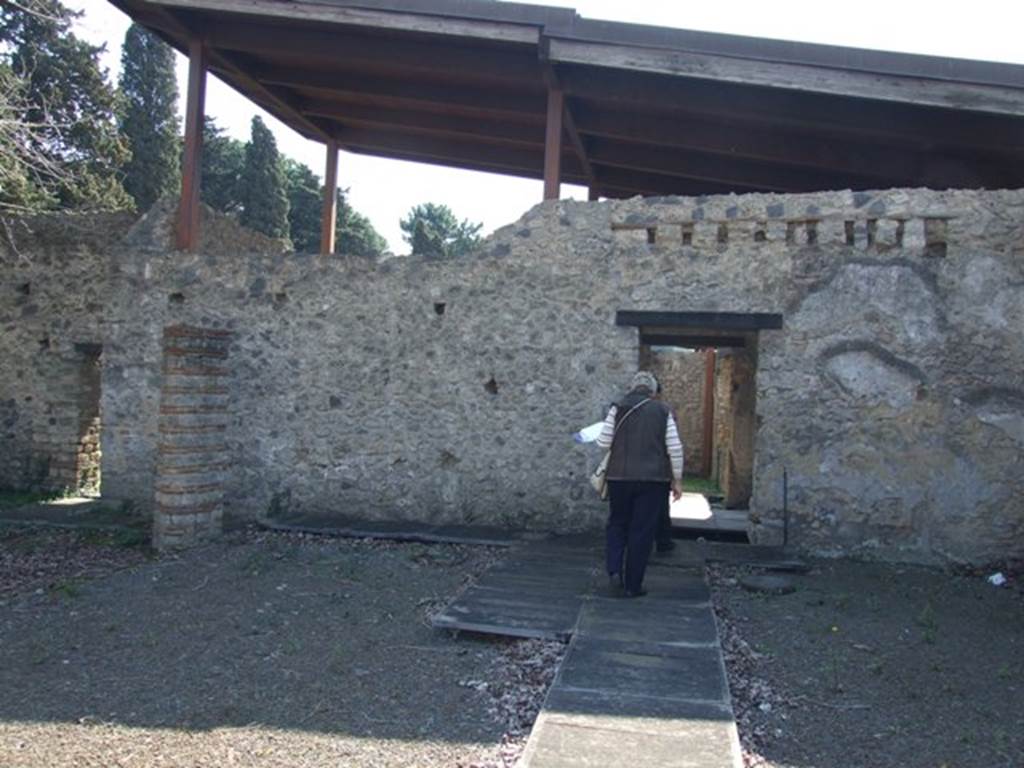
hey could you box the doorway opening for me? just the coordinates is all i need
[619,311,781,542]
[32,342,103,498]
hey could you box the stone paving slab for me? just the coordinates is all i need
[557,636,728,702]
[521,714,740,768]
[576,602,719,647]
[542,687,735,728]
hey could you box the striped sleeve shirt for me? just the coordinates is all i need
[595,405,684,480]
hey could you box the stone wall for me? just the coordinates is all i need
[712,348,757,508]
[0,212,135,494]
[3,188,1023,565]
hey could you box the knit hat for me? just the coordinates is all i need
[630,370,659,393]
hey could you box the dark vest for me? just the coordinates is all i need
[606,391,672,482]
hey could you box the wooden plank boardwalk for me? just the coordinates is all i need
[432,534,744,768]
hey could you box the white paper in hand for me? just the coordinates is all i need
[574,421,605,444]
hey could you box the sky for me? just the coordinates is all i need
[66,0,1024,253]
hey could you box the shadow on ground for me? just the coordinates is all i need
[0,530,518,766]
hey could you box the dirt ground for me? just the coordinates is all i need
[0,526,562,768]
[712,559,1024,768]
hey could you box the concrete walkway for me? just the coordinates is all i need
[433,534,755,768]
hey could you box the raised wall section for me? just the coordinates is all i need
[2,189,1022,565]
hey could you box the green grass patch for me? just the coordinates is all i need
[682,476,723,496]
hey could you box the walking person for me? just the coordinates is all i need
[596,371,684,597]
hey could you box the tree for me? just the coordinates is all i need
[282,156,386,257]
[239,115,289,240]
[119,22,179,211]
[0,0,131,212]
[337,196,387,258]
[200,116,244,214]
[282,157,319,253]
[399,202,482,258]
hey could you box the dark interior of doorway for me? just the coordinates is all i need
[639,330,757,544]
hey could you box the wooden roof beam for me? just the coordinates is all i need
[570,103,1009,187]
[586,139,903,193]
[253,64,547,123]
[594,166,770,197]
[203,18,542,85]
[111,3,331,142]
[558,66,1024,153]
[547,37,1024,117]
[334,127,588,182]
[302,100,560,150]
[539,37,594,188]
[154,0,548,42]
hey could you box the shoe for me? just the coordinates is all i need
[607,573,625,597]
[624,589,648,598]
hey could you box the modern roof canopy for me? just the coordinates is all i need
[108,0,1024,250]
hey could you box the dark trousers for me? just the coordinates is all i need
[605,480,668,594]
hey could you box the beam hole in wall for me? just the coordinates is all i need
[38,335,50,351]
[168,292,185,305]
[844,221,856,245]
[866,219,878,247]
[806,221,819,245]
[434,302,446,316]
[717,224,729,244]
[646,228,657,245]
[17,282,30,295]
[753,222,766,242]
[924,218,948,258]
[484,376,499,395]
[681,225,694,246]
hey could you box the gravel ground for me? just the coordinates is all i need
[711,559,1024,768]
[0,527,565,768]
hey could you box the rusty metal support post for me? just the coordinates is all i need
[176,39,208,252]
[320,139,339,255]
[543,88,564,200]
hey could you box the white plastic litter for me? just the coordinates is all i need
[573,421,605,443]
[988,572,1007,587]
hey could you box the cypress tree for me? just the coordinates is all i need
[282,157,320,253]
[239,115,289,240]
[201,117,244,214]
[119,23,180,211]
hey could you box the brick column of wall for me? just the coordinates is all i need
[153,325,232,549]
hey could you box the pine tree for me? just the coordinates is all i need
[200,117,244,214]
[0,0,130,211]
[400,202,482,258]
[239,115,289,240]
[119,23,179,211]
